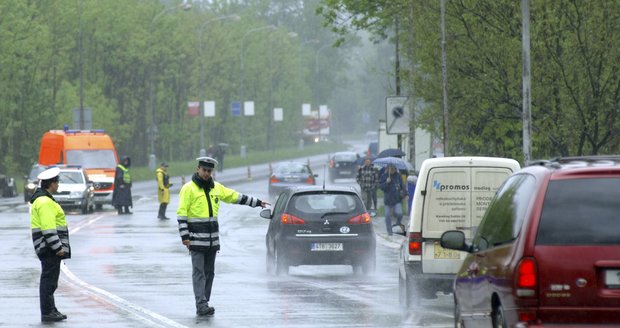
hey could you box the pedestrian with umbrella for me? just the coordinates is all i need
[378,164,408,236]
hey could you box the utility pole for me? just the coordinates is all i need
[440,0,449,156]
[394,17,402,150]
[407,3,416,169]
[79,0,84,130]
[521,0,532,164]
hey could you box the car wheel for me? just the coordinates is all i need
[454,297,465,328]
[492,304,507,328]
[275,246,288,276]
[266,250,276,275]
[361,252,376,275]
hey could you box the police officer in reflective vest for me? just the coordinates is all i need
[176,157,269,316]
[30,167,71,322]
[156,162,172,220]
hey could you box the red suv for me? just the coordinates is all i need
[440,156,620,327]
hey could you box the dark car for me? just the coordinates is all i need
[261,185,376,276]
[0,173,18,198]
[23,163,46,202]
[268,161,317,199]
[54,166,95,214]
[440,156,620,327]
[328,151,359,181]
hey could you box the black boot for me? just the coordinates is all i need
[161,203,170,220]
[124,206,133,215]
[158,203,169,219]
[116,206,123,215]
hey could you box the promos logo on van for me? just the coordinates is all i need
[433,180,470,192]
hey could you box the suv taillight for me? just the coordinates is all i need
[516,257,537,297]
[347,213,371,224]
[281,213,305,225]
[408,232,422,255]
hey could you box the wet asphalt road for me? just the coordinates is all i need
[0,152,454,327]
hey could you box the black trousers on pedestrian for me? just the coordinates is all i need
[39,253,61,315]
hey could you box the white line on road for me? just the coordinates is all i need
[63,213,188,328]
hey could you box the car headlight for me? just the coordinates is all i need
[27,183,36,190]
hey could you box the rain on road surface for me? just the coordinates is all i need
[1,157,454,327]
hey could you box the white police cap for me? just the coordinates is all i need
[196,156,218,168]
[37,167,61,181]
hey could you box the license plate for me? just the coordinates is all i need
[433,243,460,259]
[605,269,620,287]
[311,243,343,251]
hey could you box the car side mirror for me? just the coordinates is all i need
[260,208,272,219]
[440,230,470,252]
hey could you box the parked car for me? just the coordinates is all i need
[268,161,317,199]
[24,163,46,202]
[328,151,359,181]
[440,156,620,327]
[398,157,520,307]
[0,173,18,198]
[260,185,376,275]
[54,166,95,214]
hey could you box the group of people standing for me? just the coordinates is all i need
[29,156,266,322]
[356,157,413,236]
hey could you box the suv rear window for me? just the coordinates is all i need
[537,178,620,245]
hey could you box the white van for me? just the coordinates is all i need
[398,156,520,307]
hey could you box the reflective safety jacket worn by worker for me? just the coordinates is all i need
[155,167,170,204]
[177,173,262,252]
[30,189,71,259]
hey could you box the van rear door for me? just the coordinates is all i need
[421,166,514,273]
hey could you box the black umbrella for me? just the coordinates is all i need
[377,148,406,158]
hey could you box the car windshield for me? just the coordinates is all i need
[66,150,117,169]
[275,163,309,174]
[537,177,620,245]
[334,153,357,162]
[289,193,362,218]
[59,171,84,184]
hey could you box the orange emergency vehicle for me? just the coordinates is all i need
[38,128,119,209]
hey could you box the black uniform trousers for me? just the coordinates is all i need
[191,249,217,310]
[39,253,61,315]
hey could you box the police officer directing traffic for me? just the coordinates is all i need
[176,157,269,316]
[30,167,71,322]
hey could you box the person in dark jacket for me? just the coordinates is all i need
[379,164,408,235]
[112,156,133,214]
[30,167,70,322]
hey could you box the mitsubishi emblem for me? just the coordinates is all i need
[324,219,330,225]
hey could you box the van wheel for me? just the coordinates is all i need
[399,272,418,308]
[454,298,465,328]
[492,304,507,328]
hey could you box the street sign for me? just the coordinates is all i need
[187,101,200,117]
[273,108,283,122]
[204,101,215,117]
[385,96,410,134]
[231,101,241,117]
[244,101,254,116]
[302,103,311,116]
[72,107,92,130]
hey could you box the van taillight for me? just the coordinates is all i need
[408,232,422,255]
[281,213,305,225]
[348,213,371,224]
[516,257,537,297]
